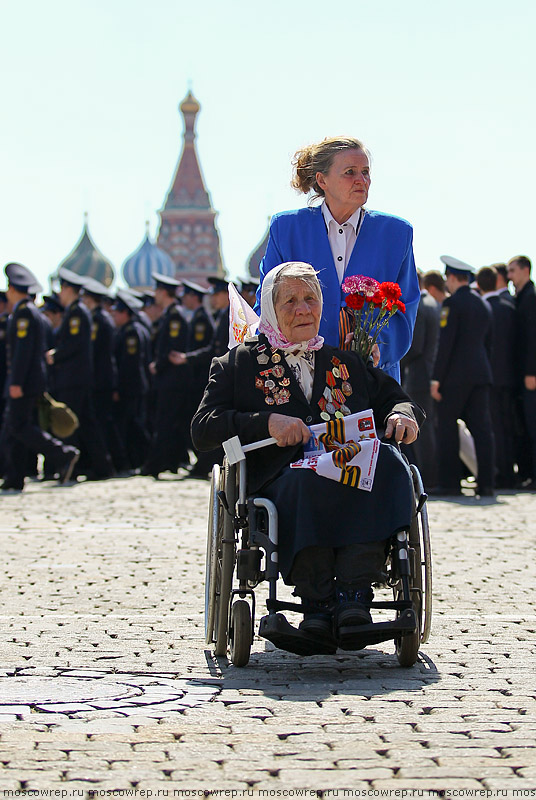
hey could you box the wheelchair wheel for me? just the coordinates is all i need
[229,599,252,667]
[215,462,237,656]
[395,465,432,667]
[205,463,221,645]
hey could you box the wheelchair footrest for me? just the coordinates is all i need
[258,613,337,656]
[338,609,417,651]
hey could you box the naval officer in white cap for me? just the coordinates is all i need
[430,256,495,497]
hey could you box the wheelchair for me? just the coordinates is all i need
[205,438,432,668]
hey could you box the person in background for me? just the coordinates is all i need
[0,289,9,429]
[46,267,113,480]
[1,263,79,492]
[81,277,119,469]
[476,266,516,489]
[141,273,190,478]
[400,271,439,488]
[422,271,448,306]
[207,277,231,358]
[111,290,150,473]
[255,136,419,382]
[507,255,536,490]
[430,256,495,497]
[239,277,259,309]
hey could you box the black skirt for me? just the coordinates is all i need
[261,442,414,582]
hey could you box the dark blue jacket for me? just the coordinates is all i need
[5,300,47,397]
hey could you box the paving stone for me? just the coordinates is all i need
[1,476,536,790]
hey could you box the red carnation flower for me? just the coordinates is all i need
[394,300,406,314]
[371,290,384,307]
[380,281,402,302]
[346,293,365,311]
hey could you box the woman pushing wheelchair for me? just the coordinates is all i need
[192,262,423,653]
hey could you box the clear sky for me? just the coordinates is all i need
[1,0,535,292]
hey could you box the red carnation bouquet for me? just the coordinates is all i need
[342,275,406,362]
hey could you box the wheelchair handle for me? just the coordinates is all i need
[242,437,276,453]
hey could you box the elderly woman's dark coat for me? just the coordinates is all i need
[192,334,422,581]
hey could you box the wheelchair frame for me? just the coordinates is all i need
[205,447,432,668]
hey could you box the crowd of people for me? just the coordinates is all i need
[401,256,536,496]
[1,254,535,499]
[0,262,259,492]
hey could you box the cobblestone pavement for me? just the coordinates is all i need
[1,474,536,795]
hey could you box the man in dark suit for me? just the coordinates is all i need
[431,256,495,496]
[1,263,79,492]
[141,273,190,478]
[476,266,516,489]
[507,255,536,490]
[401,272,439,488]
[46,268,113,479]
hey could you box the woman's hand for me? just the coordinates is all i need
[268,414,311,447]
[343,333,380,366]
[385,413,419,444]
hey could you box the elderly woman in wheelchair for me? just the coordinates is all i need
[192,262,431,666]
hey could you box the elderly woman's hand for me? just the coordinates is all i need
[384,413,419,445]
[268,414,312,447]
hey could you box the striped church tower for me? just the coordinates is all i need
[157,90,224,285]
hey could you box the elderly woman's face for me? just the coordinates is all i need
[274,278,322,342]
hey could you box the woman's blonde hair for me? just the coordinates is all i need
[291,137,370,203]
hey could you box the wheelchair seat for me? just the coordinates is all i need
[205,443,432,668]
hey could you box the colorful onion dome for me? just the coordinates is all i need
[57,215,115,287]
[122,224,176,289]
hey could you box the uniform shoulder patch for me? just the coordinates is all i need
[69,316,81,335]
[440,307,450,328]
[16,318,30,338]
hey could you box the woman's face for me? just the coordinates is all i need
[316,148,371,216]
[274,277,322,343]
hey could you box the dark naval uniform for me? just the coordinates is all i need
[514,279,536,483]
[432,284,495,493]
[114,317,150,469]
[142,302,191,476]
[52,298,112,477]
[91,305,118,443]
[3,298,75,490]
[0,309,8,425]
[487,290,517,488]
[401,290,439,488]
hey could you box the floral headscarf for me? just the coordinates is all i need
[258,262,324,353]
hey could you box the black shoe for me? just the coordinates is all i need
[1,481,23,493]
[428,486,462,496]
[298,599,336,647]
[335,588,374,650]
[58,449,80,485]
[475,486,495,498]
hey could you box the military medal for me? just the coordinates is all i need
[271,353,281,363]
[339,363,349,380]
[335,411,344,419]
[333,388,345,404]
[280,377,290,387]
[257,353,269,365]
[320,411,330,421]
[326,402,336,415]
[326,371,336,387]
[332,366,340,378]
[265,379,275,389]
[331,356,341,366]
[272,365,284,378]
[265,396,275,405]
[341,381,352,396]
[255,377,264,390]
